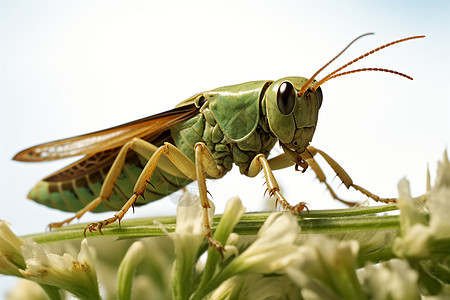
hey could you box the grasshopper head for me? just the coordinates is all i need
[265,77,322,154]
[264,34,424,158]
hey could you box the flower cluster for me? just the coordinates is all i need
[1,151,449,299]
[0,222,100,299]
[393,151,450,296]
[394,152,450,258]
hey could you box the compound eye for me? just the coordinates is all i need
[316,86,323,108]
[277,81,296,115]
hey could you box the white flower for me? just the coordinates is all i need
[156,191,214,259]
[220,212,301,276]
[428,151,450,239]
[213,197,246,260]
[286,236,364,300]
[156,191,215,300]
[216,197,246,240]
[393,178,432,258]
[0,221,25,276]
[394,151,450,259]
[359,259,420,300]
[20,239,100,300]
[190,197,246,300]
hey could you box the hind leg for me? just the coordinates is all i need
[49,138,189,229]
[85,141,226,252]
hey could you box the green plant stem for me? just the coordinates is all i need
[117,242,145,300]
[23,205,399,244]
[39,284,64,300]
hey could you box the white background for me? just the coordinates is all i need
[1,0,449,296]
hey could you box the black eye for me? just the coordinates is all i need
[277,81,296,115]
[316,86,323,108]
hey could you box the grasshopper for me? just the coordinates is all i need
[14,34,424,250]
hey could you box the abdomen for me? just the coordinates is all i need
[28,139,192,213]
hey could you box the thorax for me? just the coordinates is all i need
[170,101,278,176]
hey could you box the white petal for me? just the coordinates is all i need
[0,221,25,270]
[222,213,302,275]
[429,151,450,238]
[20,239,100,299]
[361,259,420,300]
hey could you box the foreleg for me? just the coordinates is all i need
[305,145,397,204]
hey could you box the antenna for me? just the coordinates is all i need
[310,35,425,91]
[313,68,413,88]
[297,33,374,96]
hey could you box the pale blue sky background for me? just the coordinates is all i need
[1,0,449,296]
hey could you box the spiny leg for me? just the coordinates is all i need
[49,138,187,229]
[267,150,357,208]
[300,150,361,206]
[84,194,139,235]
[305,145,397,204]
[85,141,197,234]
[85,141,226,253]
[248,154,308,213]
[49,138,162,229]
[194,142,226,252]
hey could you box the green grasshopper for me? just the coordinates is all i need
[14,34,423,250]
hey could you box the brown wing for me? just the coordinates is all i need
[41,130,173,182]
[42,147,122,182]
[13,103,199,162]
